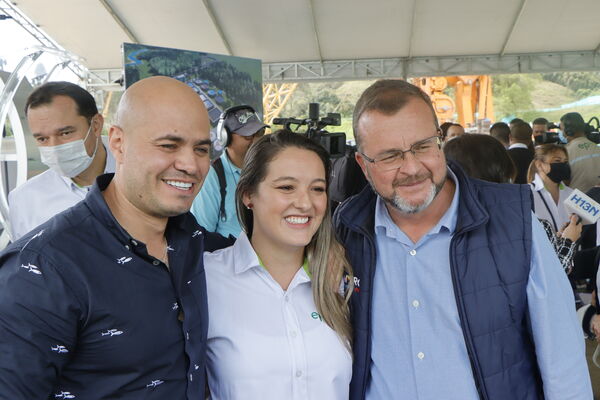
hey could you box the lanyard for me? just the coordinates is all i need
[536,190,558,232]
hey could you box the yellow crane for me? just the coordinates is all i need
[262,83,298,125]
[413,75,494,128]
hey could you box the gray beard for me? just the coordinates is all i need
[391,182,438,214]
[368,174,445,215]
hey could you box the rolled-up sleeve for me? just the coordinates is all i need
[527,216,593,399]
[0,249,80,399]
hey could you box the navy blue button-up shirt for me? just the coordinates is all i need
[0,173,232,399]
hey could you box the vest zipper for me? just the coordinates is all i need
[351,223,377,400]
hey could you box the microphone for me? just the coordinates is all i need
[563,189,600,225]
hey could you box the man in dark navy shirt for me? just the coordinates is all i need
[0,76,231,399]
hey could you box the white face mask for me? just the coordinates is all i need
[38,124,99,178]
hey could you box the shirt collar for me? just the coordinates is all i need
[222,150,241,174]
[374,166,460,240]
[532,173,544,191]
[232,231,262,274]
[508,143,529,150]
[232,231,311,281]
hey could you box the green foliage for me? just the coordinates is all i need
[542,72,600,97]
[280,81,374,120]
[519,103,600,126]
[493,74,536,119]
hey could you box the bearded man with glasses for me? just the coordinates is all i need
[333,79,592,400]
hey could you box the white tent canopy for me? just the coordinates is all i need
[7,0,600,82]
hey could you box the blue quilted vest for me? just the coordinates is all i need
[334,163,543,400]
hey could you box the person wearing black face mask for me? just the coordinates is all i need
[528,144,575,232]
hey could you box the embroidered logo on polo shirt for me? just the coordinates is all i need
[311,311,323,321]
[51,345,69,354]
[20,263,42,275]
[54,391,75,399]
[116,256,132,265]
[172,302,179,310]
[146,380,164,388]
[100,329,123,337]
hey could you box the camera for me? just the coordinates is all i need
[272,103,346,158]
[535,130,561,145]
[584,117,600,144]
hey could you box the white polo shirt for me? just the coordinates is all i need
[204,232,351,400]
[8,138,115,240]
[530,173,574,232]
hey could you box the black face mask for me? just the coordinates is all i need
[546,162,571,183]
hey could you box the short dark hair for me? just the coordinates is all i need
[560,112,586,135]
[440,122,453,138]
[489,122,510,146]
[25,81,98,121]
[509,118,524,127]
[444,134,516,184]
[352,79,438,149]
[532,117,548,126]
[510,121,533,143]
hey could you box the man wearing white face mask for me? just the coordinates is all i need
[7,81,115,240]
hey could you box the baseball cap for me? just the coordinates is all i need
[224,106,269,137]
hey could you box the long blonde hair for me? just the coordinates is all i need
[526,144,568,183]
[236,130,354,348]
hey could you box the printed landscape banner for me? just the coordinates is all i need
[123,42,263,136]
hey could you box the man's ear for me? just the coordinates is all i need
[92,114,104,138]
[355,151,369,178]
[108,125,125,164]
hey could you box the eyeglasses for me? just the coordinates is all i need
[359,133,442,171]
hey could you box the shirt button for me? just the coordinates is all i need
[186,332,190,340]
[412,300,420,308]
[124,245,130,250]
[131,240,138,246]
[295,370,303,378]
[417,352,425,360]
[290,331,297,338]
[152,260,160,266]
[284,296,290,302]
[189,374,193,381]
[409,249,417,256]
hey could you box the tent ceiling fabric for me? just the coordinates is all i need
[11,0,600,81]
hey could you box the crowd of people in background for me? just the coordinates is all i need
[442,111,600,369]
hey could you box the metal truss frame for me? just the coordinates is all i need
[262,51,600,82]
[90,50,600,89]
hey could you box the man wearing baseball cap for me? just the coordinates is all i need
[191,105,268,238]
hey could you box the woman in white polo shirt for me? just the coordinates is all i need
[528,144,574,232]
[204,130,353,399]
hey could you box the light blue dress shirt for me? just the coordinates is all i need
[367,169,592,400]
[191,151,241,238]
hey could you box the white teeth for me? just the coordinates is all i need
[285,216,309,224]
[165,180,192,190]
